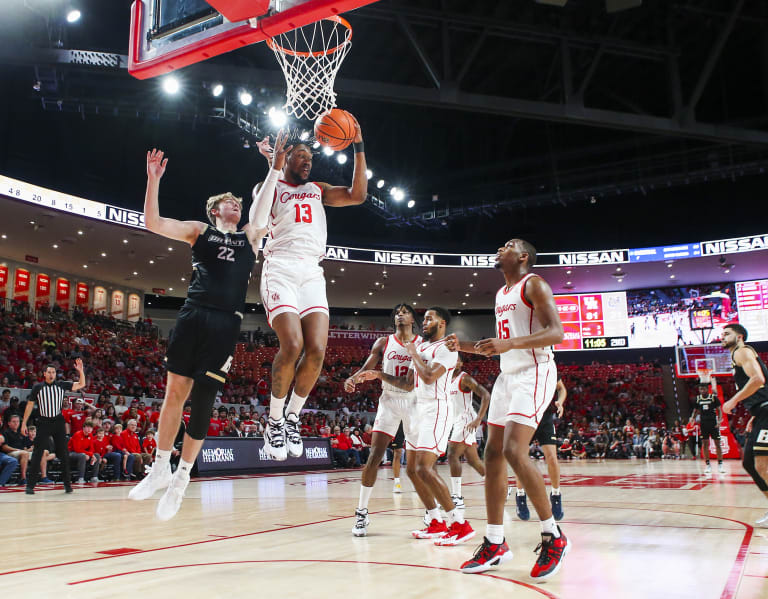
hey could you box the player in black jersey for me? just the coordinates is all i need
[689,382,724,475]
[721,323,768,527]
[128,148,261,520]
[512,376,567,521]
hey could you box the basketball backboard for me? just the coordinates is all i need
[129,0,379,80]
[675,344,733,378]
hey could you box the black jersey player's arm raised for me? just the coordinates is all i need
[317,116,367,207]
[144,149,207,245]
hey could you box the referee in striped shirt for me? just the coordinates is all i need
[21,359,86,494]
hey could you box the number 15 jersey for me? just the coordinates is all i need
[495,273,554,374]
[263,179,327,261]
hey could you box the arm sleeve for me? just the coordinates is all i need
[433,345,458,371]
[249,169,281,229]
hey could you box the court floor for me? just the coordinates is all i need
[1,458,767,598]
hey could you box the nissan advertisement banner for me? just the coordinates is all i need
[195,437,333,474]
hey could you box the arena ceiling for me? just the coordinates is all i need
[1,0,767,307]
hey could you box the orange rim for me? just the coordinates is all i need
[266,15,352,58]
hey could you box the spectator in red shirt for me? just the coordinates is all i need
[63,398,90,435]
[111,422,135,479]
[207,408,223,437]
[93,426,122,481]
[331,426,361,468]
[67,419,101,483]
[142,429,157,458]
[122,419,152,477]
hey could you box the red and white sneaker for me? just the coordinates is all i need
[435,520,476,546]
[412,518,449,539]
[530,527,571,580]
[460,537,513,574]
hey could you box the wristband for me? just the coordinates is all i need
[353,141,364,153]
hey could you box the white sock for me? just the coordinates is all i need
[155,449,171,464]
[394,478,401,485]
[541,516,560,537]
[358,485,373,511]
[270,394,286,419]
[177,458,193,477]
[486,524,504,544]
[551,487,560,496]
[450,476,462,496]
[448,508,465,525]
[516,487,526,496]
[286,391,307,416]
[427,507,443,523]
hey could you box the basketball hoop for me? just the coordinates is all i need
[697,368,713,385]
[266,16,352,121]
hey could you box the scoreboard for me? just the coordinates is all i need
[735,279,768,342]
[555,292,630,351]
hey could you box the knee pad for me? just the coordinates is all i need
[186,378,220,440]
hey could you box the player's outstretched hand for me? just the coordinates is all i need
[146,149,168,180]
[343,376,357,393]
[350,114,363,143]
[466,417,482,433]
[445,334,460,352]
[271,129,294,171]
[256,136,273,164]
[356,370,380,382]
[722,398,737,415]
[474,338,506,356]
[74,358,84,372]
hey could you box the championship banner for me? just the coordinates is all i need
[127,293,141,322]
[35,273,51,309]
[75,282,90,307]
[328,330,391,347]
[0,264,8,300]
[110,290,124,319]
[13,268,30,303]
[93,286,107,313]
[55,278,70,310]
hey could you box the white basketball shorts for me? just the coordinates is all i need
[372,391,416,441]
[449,408,478,446]
[406,397,452,456]
[260,256,328,326]
[488,361,556,429]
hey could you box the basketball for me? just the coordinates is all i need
[314,108,356,151]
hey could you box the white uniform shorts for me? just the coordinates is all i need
[488,361,556,429]
[406,397,452,456]
[372,392,416,441]
[260,256,328,326]
[449,408,478,446]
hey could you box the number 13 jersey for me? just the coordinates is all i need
[263,179,327,261]
[495,273,554,374]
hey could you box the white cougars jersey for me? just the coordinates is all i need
[411,337,458,402]
[495,273,554,374]
[381,334,421,395]
[263,179,327,260]
[449,372,474,418]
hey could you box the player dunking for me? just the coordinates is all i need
[690,381,725,475]
[358,308,475,546]
[251,123,367,460]
[721,324,768,526]
[513,375,567,521]
[446,355,490,509]
[447,239,571,578]
[127,148,262,519]
[345,303,421,536]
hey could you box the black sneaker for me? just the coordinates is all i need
[515,492,530,520]
[25,487,34,495]
[64,484,73,494]
[550,492,564,521]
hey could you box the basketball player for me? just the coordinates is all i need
[689,382,724,475]
[357,308,475,546]
[128,148,261,520]
[447,239,570,578]
[344,303,421,536]
[513,376,567,521]
[251,123,367,460]
[446,355,490,509]
[721,323,768,526]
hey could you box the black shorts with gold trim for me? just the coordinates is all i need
[533,409,557,446]
[749,405,768,455]
[165,302,243,388]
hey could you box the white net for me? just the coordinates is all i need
[267,16,352,121]
[695,358,715,383]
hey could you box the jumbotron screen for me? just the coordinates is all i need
[735,279,768,342]
[555,292,629,351]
